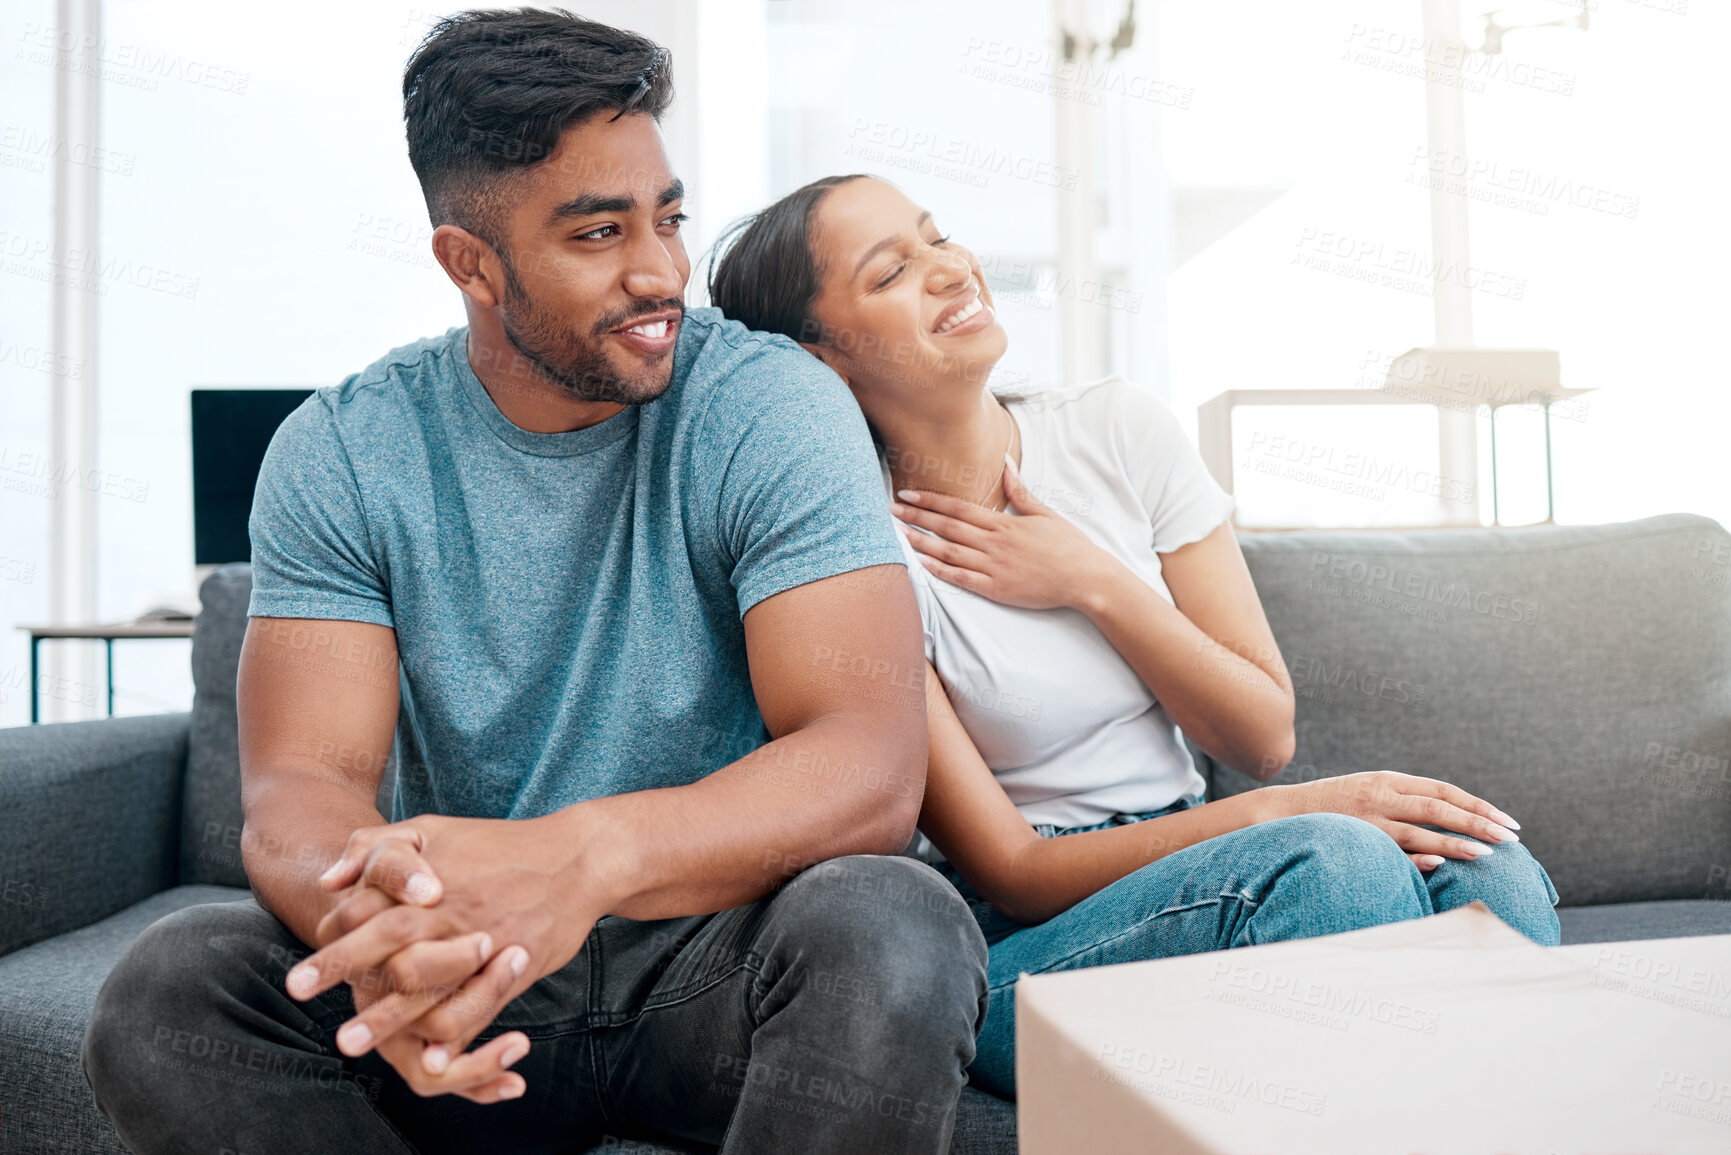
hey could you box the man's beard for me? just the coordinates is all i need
[498,262,681,405]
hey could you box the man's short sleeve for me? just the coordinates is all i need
[697,344,907,617]
[1112,380,1236,554]
[247,394,393,626]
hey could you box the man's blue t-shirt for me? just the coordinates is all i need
[247,307,906,821]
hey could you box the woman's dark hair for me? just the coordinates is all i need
[707,174,871,345]
[402,8,674,243]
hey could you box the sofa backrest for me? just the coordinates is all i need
[181,564,394,888]
[1217,513,1731,908]
[187,516,1731,909]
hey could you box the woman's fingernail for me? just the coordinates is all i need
[507,946,530,978]
[1491,809,1521,830]
[422,1044,450,1074]
[1489,825,1520,844]
[337,1022,373,1055]
[1459,841,1494,858]
[1418,855,1445,870]
[897,489,919,502]
[500,1040,530,1070]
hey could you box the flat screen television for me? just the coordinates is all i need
[191,388,315,565]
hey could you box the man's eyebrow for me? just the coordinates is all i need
[549,179,685,223]
[852,211,932,280]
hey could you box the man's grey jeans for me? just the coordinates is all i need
[81,855,989,1155]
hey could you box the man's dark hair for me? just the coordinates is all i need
[402,8,674,244]
[707,174,870,345]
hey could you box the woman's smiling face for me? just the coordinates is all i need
[804,178,1008,411]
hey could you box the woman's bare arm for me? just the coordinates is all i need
[1076,522,1295,779]
[916,662,1274,925]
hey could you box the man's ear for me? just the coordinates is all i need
[432,224,505,310]
[800,341,852,388]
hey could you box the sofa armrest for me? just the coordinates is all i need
[0,712,188,956]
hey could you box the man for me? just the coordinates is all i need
[82,10,987,1154]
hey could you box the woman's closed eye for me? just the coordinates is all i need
[870,235,953,291]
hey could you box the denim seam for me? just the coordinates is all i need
[588,959,765,1031]
[985,889,1258,994]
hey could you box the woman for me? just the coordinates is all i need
[708,174,1560,1096]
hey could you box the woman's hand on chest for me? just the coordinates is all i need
[891,458,1125,612]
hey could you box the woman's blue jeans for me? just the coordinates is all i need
[940,796,1562,1098]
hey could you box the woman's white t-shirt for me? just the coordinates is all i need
[891,375,1235,837]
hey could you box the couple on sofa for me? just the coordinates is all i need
[81,9,1560,1154]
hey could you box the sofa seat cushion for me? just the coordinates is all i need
[0,885,249,1154]
[1559,900,1731,944]
[568,1085,1017,1155]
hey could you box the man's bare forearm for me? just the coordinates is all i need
[242,771,389,948]
[554,710,926,922]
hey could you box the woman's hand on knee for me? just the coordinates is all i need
[1267,771,1523,871]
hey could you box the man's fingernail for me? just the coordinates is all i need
[337,1022,372,1055]
[897,489,919,501]
[286,965,319,999]
[500,1040,530,1069]
[318,862,341,883]
[406,872,438,904]
[498,1078,525,1100]
[507,946,529,977]
[422,1045,450,1074]
[477,934,493,962]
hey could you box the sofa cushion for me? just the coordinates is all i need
[1213,514,1731,909]
[0,884,249,1154]
[568,1086,1016,1155]
[1558,900,1731,944]
[0,714,186,955]
[180,564,253,887]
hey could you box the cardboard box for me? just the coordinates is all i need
[1016,903,1731,1153]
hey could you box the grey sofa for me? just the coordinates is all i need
[3,512,1729,1154]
